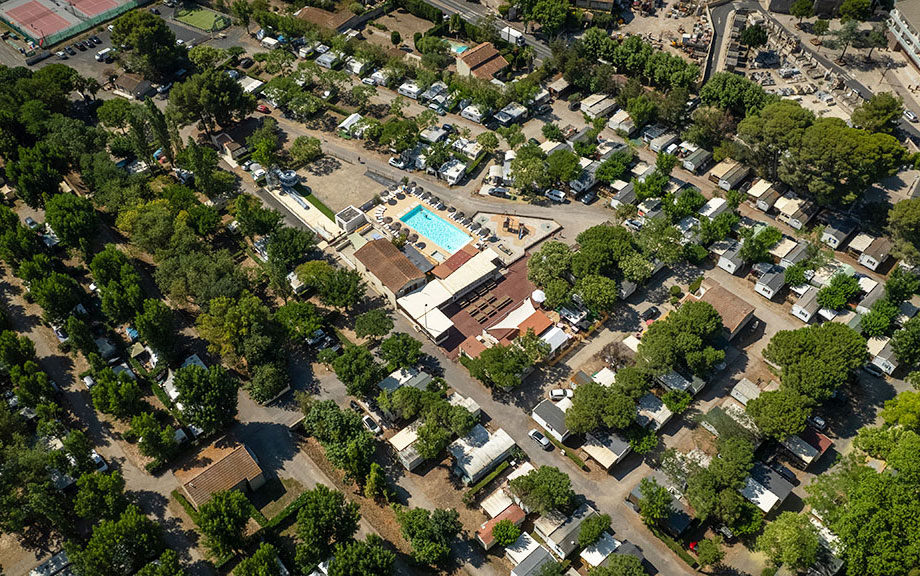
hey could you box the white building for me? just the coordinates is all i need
[889,2,920,71]
[868,336,898,375]
[531,398,572,443]
[439,159,467,186]
[397,81,421,99]
[697,197,729,221]
[448,425,515,485]
[791,286,820,323]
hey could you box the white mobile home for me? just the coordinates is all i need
[397,81,421,99]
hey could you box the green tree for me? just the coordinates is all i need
[476,131,499,154]
[110,10,182,79]
[275,300,323,341]
[578,513,611,547]
[44,193,97,254]
[739,25,768,51]
[545,149,580,184]
[172,365,238,434]
[852,92,903,134]
[354,309,393,340]
[365,462,388,501]
[764,322,866,402]
[74,470,129,523]
[492,519,521,547]
[231,0,253,32]
[168,68,256,133]
[379,333,422,370]
[886,267,920,303]
[198,490,251,559]
[30,271,82,323]
[327,536,394,576]
[638,476,673,526]
[661,389,692,414]
[746,389,812,439]
[248,362,288,404]
[627,95,657,127]
[817,273,859,310]
[318,268,365,312]
[700,71,773,118]
[637,300,725,376]
[839,0,870,21]
[595,148,634,184]
[790,0,814,22]
[10,361,55,409]
[527,241,573,287]
[267,226,315,273]
[137,550,184,576]
[66,314,98,359]
[881,390,920,430]
[295,484,361,572]
[893,316,920,366]
[290,135,323,165]
[97,98,135,131]
[134,299,176,360]
[188,45,225,70]
[332,345,382,397]
[395,507,462,566]
[574,274,618,313]
[234,543,280,576]
[889,198,920,266]
[7,142,65,208]
[695,536,725,569]
[130,411,177,461]
[69,506,164,576]
[591,555,645,576]
[531,0,568,36]
[90,368,143,419]
[757,511,820,570]
[509,466,574,514]
[862,298,900,337]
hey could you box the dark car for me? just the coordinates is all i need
[534,103,552,115]
[239,57,254,68]
[641,306,660,321]
[83,40,94,49]
[64,46,76,55]
[349,400,362,413]
[73,42,86,51]
[568,99,580,111]
[150,7,160,13]
[775,464,797,484]
[90,35,102,44]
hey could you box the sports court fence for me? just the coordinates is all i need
[0,0,143,46]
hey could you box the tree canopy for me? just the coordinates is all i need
[509,466,575,514]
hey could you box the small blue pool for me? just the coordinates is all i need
[400,205,471,254]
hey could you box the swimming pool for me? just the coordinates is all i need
[400,205,472,254]
[448,40,469,54]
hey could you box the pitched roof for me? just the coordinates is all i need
[478,504,526,547]
[174,443,263,507]
[458,42,509,80]
[432,244,477,279]
[354,238,425,293]
[694,281,755,334]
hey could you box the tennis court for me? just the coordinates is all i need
[1,0,78,40]
[70,0,119,18]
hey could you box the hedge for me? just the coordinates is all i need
[462,460,510,505]
[649,525,698,568]
[546,434,588,471]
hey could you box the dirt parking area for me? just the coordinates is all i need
[301,154,381,212]
[363,9,433,50]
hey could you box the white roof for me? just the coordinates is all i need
[698,197,727,219]
[593,367,616,387]
[580,532,621,567]
[867,335,890,356]
[238,76,264,93]
[448,425,515,481]
[746,179,774,199]
[492,298,538,331]
[506,532,540,565]
[730,378,761,406]
[637,393,673,430]
[774,194,804,216]
[622,335,641,353]
[507,461,535,482]
[740,475,780,513]
[481,488,514,518]
[389,420,421,452]
[540,326,570,353]
[443,248,500,293]
[849,233,875,253]
[769,237,797,259]
[781,434,819,465]
[583,429,631,469]
[338,113,362,131]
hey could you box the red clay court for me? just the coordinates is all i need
[4,0,72,38]
[69,0,119,18]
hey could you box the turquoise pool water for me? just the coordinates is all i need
[448,41,469,54]
[400,205,471,254]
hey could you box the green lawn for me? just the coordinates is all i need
[174,6,229,31]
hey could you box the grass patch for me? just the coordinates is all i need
[648,525,698,568]
[303,191,336,221]
[174,6,230,31]
[462,460,510,505]
[546,434,588,471]
[171,489,200,524]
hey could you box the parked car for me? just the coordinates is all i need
[24,216,38,230]
[580,191,596,205]
[50,324,69,343]
[73,42,85,51]
[239,57,254,68]
[91,450,108,472]
[362,415,382,435]
[641,306,660,321]
[774,464,797,484]
[64,46,75,55]
[306,328,326,347]
[568,100,580,111]
[156,82,172,94]
[388,157,408,170]
[533,103,552,115]
[150,6,160,13]
[56,51,67,59]
[807,415,827,431]
[255,104,271,114]
[90,35,102,44]
[349,400,362,413]
[317,335,341,354]
[529,429,551,450]
[863,363,885,378]
[549,388,573,400]
[82,375,96,389]
[175,39,184,46]
[905,110,918,123]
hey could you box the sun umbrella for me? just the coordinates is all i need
[416,242,426,249]
[447,206,456,213]
[396,192,406,200]
[383,216,393,224]
[387,199,397,205]
[408,233,419,242]
[470,222,481,231]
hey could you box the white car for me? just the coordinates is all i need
[529,429,551,450]
[388,157,408,170]
[175,39,184,46]
[82,375,96,390]
[24,216,38,229]
[549,388,573,400]
[362,415,382,436]
[251,168,267,181]
[362,75,376,86]
[156,82,172,94]
[91,450,108,472]
[904,110,918,123]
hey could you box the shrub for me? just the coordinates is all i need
[390,30,401,45]
[491,519,521,547]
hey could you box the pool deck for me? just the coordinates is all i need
[366,186,562,267]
